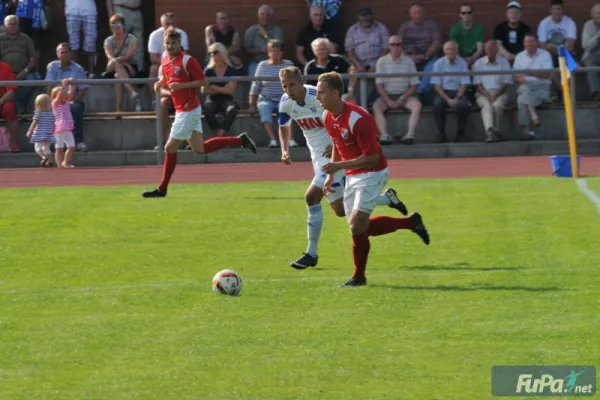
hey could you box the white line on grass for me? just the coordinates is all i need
[576,178,600,213]
[0,269,518,295]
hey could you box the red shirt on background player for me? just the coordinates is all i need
[316,72,430,287]
[158,49,204,113]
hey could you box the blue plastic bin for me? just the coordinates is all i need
[550,155,581,178]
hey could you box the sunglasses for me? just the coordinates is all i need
[460,11,473,15]
[209,51,219,56]
[389,42,402,46]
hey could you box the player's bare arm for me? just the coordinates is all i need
[322,153,380,174]
[323,145,340,193]
[279,125,292,164]
[169,78,209,92]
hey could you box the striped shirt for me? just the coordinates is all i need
[344,21,390,67]
[375,53,420,95]
[52,101,74,133]
[31,110,55,142]
[310,0,341,19]
[250,59,294,102]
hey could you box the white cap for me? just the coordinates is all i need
[506,1,521,8]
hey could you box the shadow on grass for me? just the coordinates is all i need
[244,196,303,201]
[370,283,563,292]
[397,264,527,272]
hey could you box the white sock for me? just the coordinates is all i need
[306,204,323,257]
[375,195,391,206]
[34,143,45,158]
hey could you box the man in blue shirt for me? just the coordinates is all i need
[45,42,89,151]
[431,40,471,142]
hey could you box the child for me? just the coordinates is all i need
[26,94,55,167]
[51,78,77,168]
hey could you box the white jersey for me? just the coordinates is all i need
[278,85,332,159]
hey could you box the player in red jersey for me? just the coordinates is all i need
[316,72,430,287]
[142,27,257,198]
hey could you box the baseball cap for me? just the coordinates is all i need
[358,6,373,15]
[506,1,521,9]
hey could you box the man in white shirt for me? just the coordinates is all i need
[513,33,553,140]
[473,40,512,143]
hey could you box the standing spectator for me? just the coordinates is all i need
[0,60,21,152]
[45,42,89,152]
[494,1,532,64]
[148,13,189,101]
[344,7,389,104]
[398,3,442,98]
[304,38,354,87]
[304,0,342,45]
[244,5,284,77]
[50,79,77,168]
[431,41,471,143]
[204,12,242,71]
[0,1,8,33]
[202,43,239,137]
[449,2,484,66]
[248,39,294,148]
[581,3,600,101]
[296,6,339,68]
[65,0,97,78]
[513,33,552,140]
[0,15,38,113]
[372,35,421,145]
[26,93,54,167]
[103,13,141,112]
[107,0,145,73]
[15,0,43,49]
[473,41,512,143]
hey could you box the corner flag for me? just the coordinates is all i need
[558,45,579,178]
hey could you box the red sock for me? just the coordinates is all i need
[158,152,177,193]
[351,231,370,280]
[203,137,242,154]
[368,216,415,237]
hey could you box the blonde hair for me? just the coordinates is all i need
[34,94,51,111]
[207,42,232,68]
[279,66,302,82]
[50,86,64,102]
[317,71,344,96]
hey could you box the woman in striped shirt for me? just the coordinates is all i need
[249,39,294,148]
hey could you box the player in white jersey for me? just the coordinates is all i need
[278,66,409,269]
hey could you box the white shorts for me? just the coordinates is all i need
[170,106,203,140]
[55,131,75,149]
[344,168,389,219]
[311,155,345,203]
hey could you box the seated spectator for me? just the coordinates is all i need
[372,35,421,145]
[304,0,343,44]
[304,38,354,89]
[296,6,339,68]
[0,15,38,113]
[494,1,532,64]
[107,0,145,72]
[244,5,285,77]
[431,41,471,143]
[473,41,512,143]
[201,43,239,137]
[398,3,442,98]
[103,13,141,112]
[205,12,243,71]
[45,42,89,152]
[513,33,553,140]
[148,13,189,102]
[0,60,21,152]
[449,2,484,66]
[344,6,389,104]
[65,0,97,77]
[537,0,576,100]
[581,4,600,101]
[248,39,294,148]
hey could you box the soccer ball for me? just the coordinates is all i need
[212,269,242,296]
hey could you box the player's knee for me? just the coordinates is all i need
[304,190,321,206]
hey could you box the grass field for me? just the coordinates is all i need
[1,177,599,399]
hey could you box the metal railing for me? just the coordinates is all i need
[1,65,598,164]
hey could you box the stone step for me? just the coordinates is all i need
[2,139,600,169]
[13,106,600,151]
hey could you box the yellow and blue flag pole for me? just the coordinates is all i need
[558,45,579,178]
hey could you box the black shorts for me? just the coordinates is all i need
[18,18,42,47]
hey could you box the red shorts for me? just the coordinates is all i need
[0,101,17,123]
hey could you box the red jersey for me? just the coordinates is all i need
[322,101,388,176]
[0,62,16,96]
[160,51,205,112]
